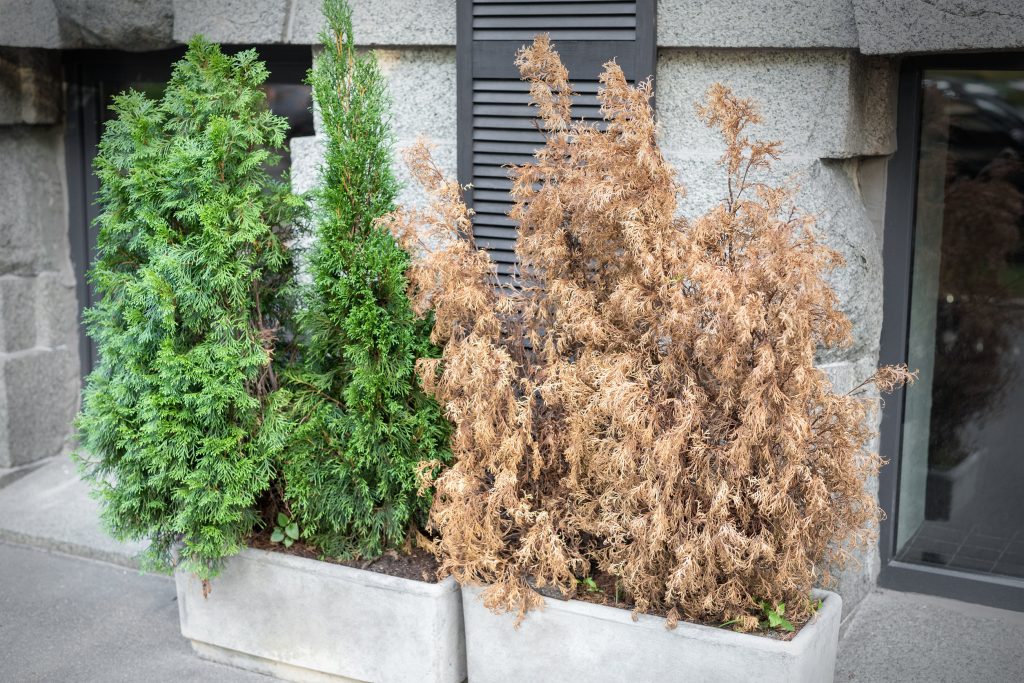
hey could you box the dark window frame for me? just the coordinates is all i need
[878,52,1024,611]
[64,45,313,380]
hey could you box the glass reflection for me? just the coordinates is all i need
[898,70,1024,579]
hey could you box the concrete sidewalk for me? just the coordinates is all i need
[836,588,1024,681]
[2,454,1023,682]
[0,542,262,682]
[0,455,144,568]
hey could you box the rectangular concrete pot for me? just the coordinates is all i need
[175,548,465,683]
[462,585,841,683]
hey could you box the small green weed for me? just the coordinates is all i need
[271,513,300,548]
[758,600,795,632]
[720,599,798,632]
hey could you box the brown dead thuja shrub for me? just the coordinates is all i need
[385,35,914,631]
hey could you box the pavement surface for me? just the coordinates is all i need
[835,587,1024,682]
[0,542,263,682]
[2,454,1023,682]
[0,456,144,568]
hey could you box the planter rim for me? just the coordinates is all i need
[462,584,840,655]
[227,546,459,597]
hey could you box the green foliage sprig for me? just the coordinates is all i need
[278,0,450,560]
[271,513,300,548]
[75,38,302,579]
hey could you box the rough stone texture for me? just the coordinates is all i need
[376,48,457,207]
[853,0,1024,55]
[172,0,289,45]
[836,588,1024,681]
[463,585,842,683]
[0,272,78,354]
[289,135,322,197]
[53,0,173,50]
[32,270,78,349]
[0,348,78,467]
[0,48,61,125]
[0,456,147,566]
[0,276,37,352]
[290,0,455,46]
[0,127,69,276]
[172,0,456,46]
[658,0,859,48]
[0,50,81,469]
[657,49,898,160]
[177,549,466,683]
[656,49,898,369]
[377,48,456,146]
[856,155,890,248]
[1,0,457,50]
[0,543,266,682]
[0,0,61,48]
[1,0,176,50]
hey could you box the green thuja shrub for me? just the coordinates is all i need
[279,0,450,559]
[75,38,302,579]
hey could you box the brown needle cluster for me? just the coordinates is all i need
[384,35,913,630]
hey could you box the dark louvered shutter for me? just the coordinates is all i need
[456,0,657,279]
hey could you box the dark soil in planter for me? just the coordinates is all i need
[248,531,441,583]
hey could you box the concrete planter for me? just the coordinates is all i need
[462,585,841,683]
[175,548,465,683]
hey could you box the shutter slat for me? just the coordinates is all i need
[473,103,605,118]
[475,219,516,231]
[474,225,518,239]
[482,249,520,264]
[474,16,636,29]
[473,116,544,130]
[474,2,635,15]
[474,140,540,155]
[473,200,516,214]
[474,91,601,107]
[474,189,519,202]
[473,152,534,165]
[472,128,546,143]
[474,29,635,41]
[474,79,602,93]
[472,164,515,178]
[474,236,519,252]
[471,176,514,190]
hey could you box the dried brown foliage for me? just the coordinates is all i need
[385,35,914,630]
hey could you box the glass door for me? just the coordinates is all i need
[880,60,1024,609]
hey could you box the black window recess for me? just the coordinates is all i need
[457,0,657,280]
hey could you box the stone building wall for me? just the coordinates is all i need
[0,49,80,471]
